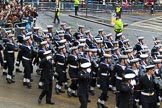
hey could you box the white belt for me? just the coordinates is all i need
[69,65,78,68]
[57,62,64,66]
[101,73,108,76]
[116,76,123,80]
[141,92,154,96]
[22,56,30,60]
[8,51,14,53]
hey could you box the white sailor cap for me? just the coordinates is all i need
[47,25,53,28]
[123,39,129,43]
[155,39,161,43]
[78,34,84,37]
[59,39,66,43]
[41,41,47,45]
[113,47,119,50]
[70,46,78,51]
[58,33,64,37]
[96,39,103,44]
[145,65,155,70]
[42,29,48,33]
[130,58,139,63]
[8,34,14,38]
[43,34,49,38]
[78,25,85,28]
[140,54,149,59]
[155,44,162,48]
[98,29,104,32]
[103,54,111,58]
[33,27,40,30]
[138,36,144,40]
[26,32,32,36]
[104,48,111,52]
[119,55,128,59]
[19,27,25,30]
[58,45,65,49]
[124,49,133,53]
[78,43,86,47]
[65,26,71,30]
[105,33,112,37]
[117,32,122,36]
[6,30,12,33]
[43,50,51,55]
[56,30,65,34]
[141,49,149,53]
[124,73,135,79]
[89,48,98,52]
[80,62,91,68]
[85,30,90,34]
[153,59,161,64]
[79,38,86,42]
[157,55,162,59]
[23,36,30,41]
[113,41,118,44]
[60,23,66,25]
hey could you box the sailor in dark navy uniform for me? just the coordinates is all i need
[5,34,18,84]
[113,55,128,108]
[133,37,145,57]
[64,26,73,42]
[95,29,104,40]
[32,27,42,43]
[116,32,124,48]
[54,45,67,94]
[47,25,54,39]
[67,46,79,97]
[60,23,66,31]
[85,30,94,48]
[119,72,136,108]
[104,33,113,49]
[37,41,49,89]
[16,27,26,73]
[139,65,157,108]
[21,36,34,88]
[38,50,55,105]
[152,59,162,108]
[97,54,112,108]
[139,54,149,70]
[78,62,91,108]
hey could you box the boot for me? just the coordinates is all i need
[26,82,32,89]
[89,90,95,96]
[55,88,60,95]
[59,89,65,93]
[6,78,12,84]
[16,68,22,73]
[67,90,72,97]
[71,93,78,97]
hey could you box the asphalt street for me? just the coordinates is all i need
[0,10,161,108]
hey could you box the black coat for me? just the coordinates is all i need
[119,82,134,108]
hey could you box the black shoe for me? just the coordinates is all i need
[97,102,103,108]
[102,104,108,108]
[55,88,60,95]
[7,79,12,84]
[26,83,32,89]
[2,72,7,76]
[16,68,22,73]
[88,100,91,103]
[30,79,33,82]
[23,82,27,86]
[36,69,41,75]
[38,85,43,89]
[38,98,42,104]
[89,90,95,96]
[11,79,15,83]
[59,89,65,93]
[72,93,78,97]
[67,91,72,97]
[46,102,55,105]
[64,85,68,89]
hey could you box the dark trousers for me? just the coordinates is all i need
[141,102,156,108]
[7,56,14,77]
[75,6,78,15]
[79,94,88,108]
[22,59,32,79]
[54,15,60,23]
[100,79,109,101]
[70,79,78,90]
[0,52,3,66]
[39,80,53,102]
